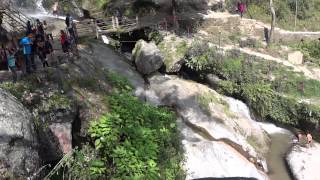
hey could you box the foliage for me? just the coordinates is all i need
[88,91,184,179]
[185,40,320,136]
[185,40,219,72]
[46,73,184,179]
[197,92,234,118]
[105,70,133,92]
[149,31,164,45]
[44,145,104,180]
[38,92,72,113]
[292,40,320,66]
[0,82,32,100]
[226,0,320,31]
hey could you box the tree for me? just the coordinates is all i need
[268,0,276,45]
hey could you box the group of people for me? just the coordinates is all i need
[295,131,313,148]
[20,19,54,74]
[0,19,54,82]
[0,12,79,83]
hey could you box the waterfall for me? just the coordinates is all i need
[35,0,47,14]
[225,97,291,135]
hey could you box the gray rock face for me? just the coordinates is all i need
[144,74,269,179]
[133,40,164,75]
[0,89,39,179]
[286,142,320,180]
[205,74,222,89]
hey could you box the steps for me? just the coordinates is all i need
[0,4,34,33]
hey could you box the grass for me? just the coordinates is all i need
[197,92,235,118]
[241,0,320,31]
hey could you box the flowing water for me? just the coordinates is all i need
[227,98,293,180]
[259,123,293,180]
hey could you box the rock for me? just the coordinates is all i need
[132,40,164,75]
[286,142,320,180]
[158,34,190,73]
[179,119,267,180]
[0,89,39,178]
[49,123,72,154]
[288,51,304,65]
[239,37,258,48]
[205,74,222,89]
[144,75,270,179]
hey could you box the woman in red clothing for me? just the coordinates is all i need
[237,1,246,18]
[60,30,69,53]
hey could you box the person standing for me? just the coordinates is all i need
[60,30,69,54]
[19,34,33,74]
[36,19,45,37]
[7,49,17,83]
[37,38,49,68]
[238,1,246,18]
[43,20,53,41]
[26,21,32,35]
[52,1,59,16]
[307,132,313,148]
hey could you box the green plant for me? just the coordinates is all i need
[88,92,184,179]
[0,82,33,99]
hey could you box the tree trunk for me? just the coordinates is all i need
[268,0,276,45]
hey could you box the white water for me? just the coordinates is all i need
[25,0,67,20]
[35,0,46,13]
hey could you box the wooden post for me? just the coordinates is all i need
[91,19,98,39]
[112,16,116,29]
[136,15,139,28]
[164,18,167,32]
[294,0,298,32]
[115,16,119,28]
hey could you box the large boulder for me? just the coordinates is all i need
[0,89,39,179]
[132,40,164,75]
[158,34,190,73]
[286,142,320,180]
[144,74,270,179]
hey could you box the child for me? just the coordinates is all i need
[43,20,53,41]
[44,35,53,65]
[7,49,17,83]
[60,30,69,53]
[37,39,49,68]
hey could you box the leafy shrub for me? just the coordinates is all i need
[89,92,184,179]
[294,40,320,66]
[0,81,34,100]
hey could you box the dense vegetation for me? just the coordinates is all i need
[185,40,320,139]
[289,40,320,67]
[226,0,320,31]
[46,72,184,179]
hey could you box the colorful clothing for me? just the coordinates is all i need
[20,37,32,55]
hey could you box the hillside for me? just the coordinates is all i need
[0,1,320,180]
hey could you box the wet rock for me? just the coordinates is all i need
[145,75,270,179]
[286,142,320,180]
[132,40,164,75]
[0,89,39,178]
[49,123,72,154]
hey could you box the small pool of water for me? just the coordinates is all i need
[267,133,293,180]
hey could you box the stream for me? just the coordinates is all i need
[259,123,293,180]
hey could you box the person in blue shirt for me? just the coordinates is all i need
[7,49,17,83]
[19,34,33,74]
